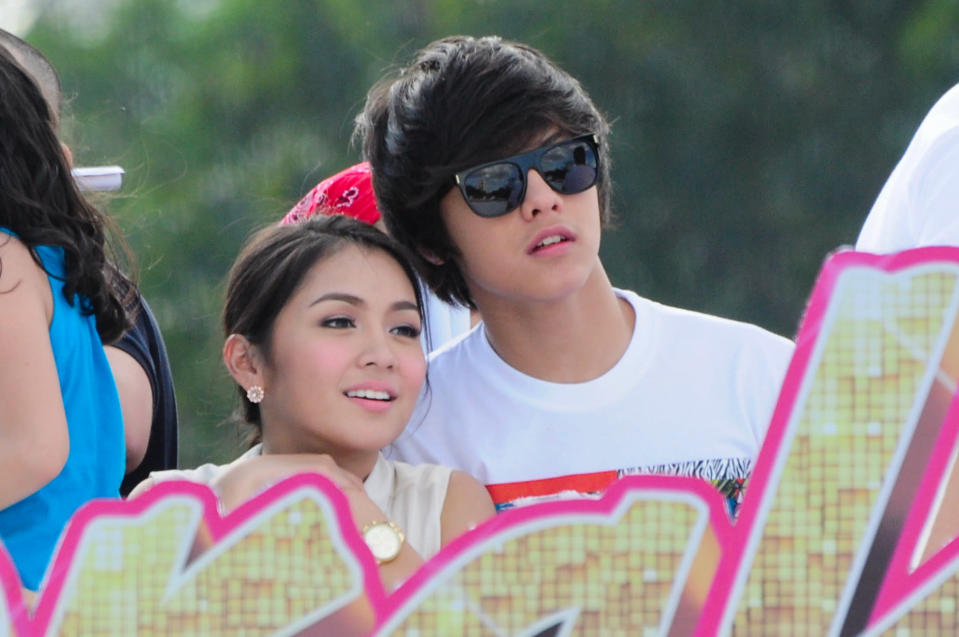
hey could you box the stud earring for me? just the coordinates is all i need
[246,385,264,403]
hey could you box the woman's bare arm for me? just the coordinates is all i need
[439,470,496,547]
[103,345,153,473]
[0,237,70,509]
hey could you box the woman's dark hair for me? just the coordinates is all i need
[0,46,132,342]
[355,35,613,309]
[223,214,425,443]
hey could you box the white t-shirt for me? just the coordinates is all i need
[857,82,959,252]
[390,289,794,514]
[420,283,472,354]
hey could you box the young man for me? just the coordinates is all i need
[356,35,794,514]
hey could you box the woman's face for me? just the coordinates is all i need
[256,244,425,457]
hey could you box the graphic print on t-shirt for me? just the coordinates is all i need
[487,456,752,518]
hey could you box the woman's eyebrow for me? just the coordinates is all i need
[309,294,418,314]
[309,292,363,307]
[391,300,420,313]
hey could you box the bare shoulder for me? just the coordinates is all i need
[447,470,493,503]
[0,232,41,276]
[0,234,51,312]
[440,470,496,546]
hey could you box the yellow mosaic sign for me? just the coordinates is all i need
[4,247,959,635]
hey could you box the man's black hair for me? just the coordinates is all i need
[355,35,612,308]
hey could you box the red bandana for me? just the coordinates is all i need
[281,162,380,226]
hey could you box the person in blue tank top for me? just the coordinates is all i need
[0,28,180,499]
[0,46,132,592]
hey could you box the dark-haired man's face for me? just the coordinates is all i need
[438,141,603,311]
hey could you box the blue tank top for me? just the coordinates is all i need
[0,228,125,591]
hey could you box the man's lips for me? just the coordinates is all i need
[527,227,576,254]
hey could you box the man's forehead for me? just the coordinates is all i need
[496,126,566,159]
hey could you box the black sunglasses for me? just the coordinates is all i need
[453,134,600,218]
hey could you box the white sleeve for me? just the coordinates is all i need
[857,99,959,253]
[910,129,959,248]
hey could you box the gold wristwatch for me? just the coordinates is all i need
[361,521,405,564]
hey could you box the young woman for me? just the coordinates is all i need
[132,215,495,590]
[0,46,134,591]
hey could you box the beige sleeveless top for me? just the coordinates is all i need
[147,446,452,558]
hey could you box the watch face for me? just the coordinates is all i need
[364,522,403,563]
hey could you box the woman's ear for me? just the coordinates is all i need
[60,142,74,168]
[223,334,263,393]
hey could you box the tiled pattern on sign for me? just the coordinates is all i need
[881,576,959,635]
[733,269,959,635]
[383,498,709,636]
[48,492,370,636]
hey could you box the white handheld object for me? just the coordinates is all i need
[71,166,125,192]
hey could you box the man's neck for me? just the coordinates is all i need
[476,263,635,383]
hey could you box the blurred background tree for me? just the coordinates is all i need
[8,0,958,466]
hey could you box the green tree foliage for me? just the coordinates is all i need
[21,0,959,466]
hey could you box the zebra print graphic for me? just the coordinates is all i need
[618,456,752,482]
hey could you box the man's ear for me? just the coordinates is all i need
[223,334,264,393]
[419,247,445,265]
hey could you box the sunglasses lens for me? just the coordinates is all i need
[540,138,598,195]
[461,163,524,217]
[457,135,600,217]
